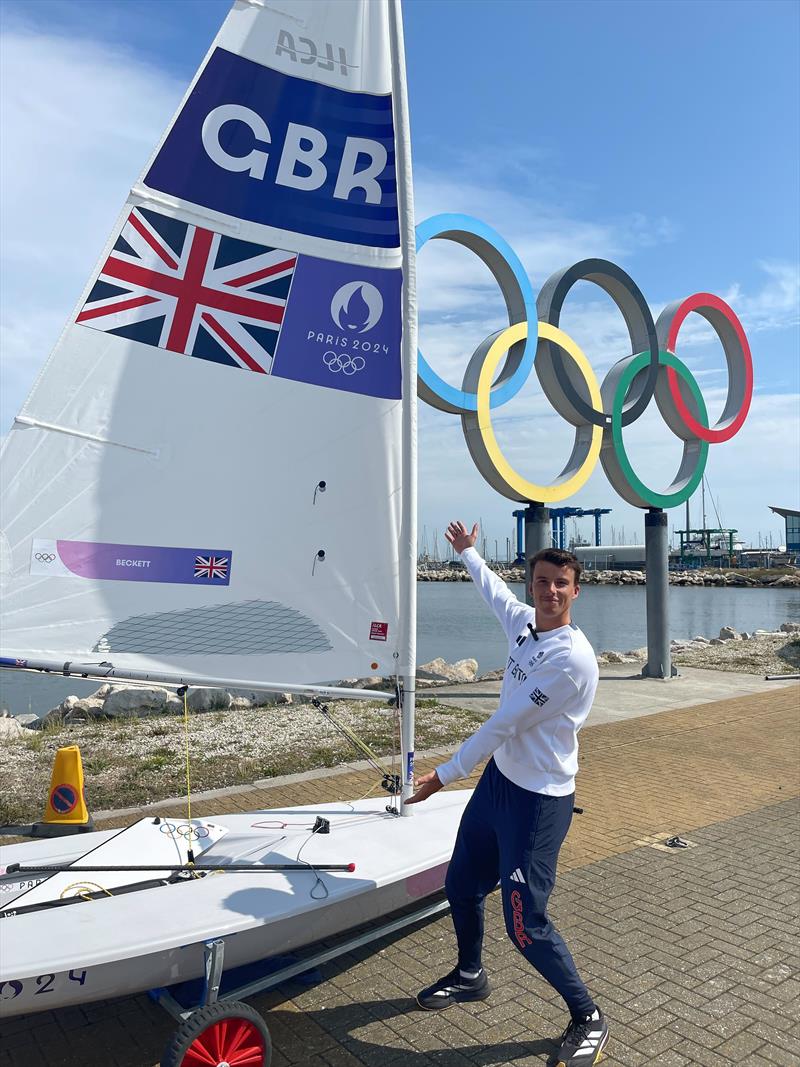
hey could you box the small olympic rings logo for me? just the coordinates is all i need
[34,553,56,563]
[323,351,366,375]
[416,214,753,508]
[158,822,210,840]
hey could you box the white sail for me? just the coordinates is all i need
[0,0,414,687]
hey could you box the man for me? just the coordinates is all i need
[407,520,607,1067]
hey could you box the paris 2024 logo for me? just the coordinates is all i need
[311,281,386,376]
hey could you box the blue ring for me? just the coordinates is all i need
[415,213,537,412]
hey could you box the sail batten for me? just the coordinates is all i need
[1,0,414,694]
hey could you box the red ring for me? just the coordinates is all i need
[665,292,752,443]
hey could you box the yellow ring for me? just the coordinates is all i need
[476,321,603,503]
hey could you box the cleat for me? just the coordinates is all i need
[416,966,491,1010]
[552,1008,609,1066]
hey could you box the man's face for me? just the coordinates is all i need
[529,560,579,627]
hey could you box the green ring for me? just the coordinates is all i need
[612,350,709,508]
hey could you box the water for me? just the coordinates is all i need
[416,581,800,673]
[3,583,799,717]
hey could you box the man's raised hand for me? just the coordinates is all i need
[445,521,479,555]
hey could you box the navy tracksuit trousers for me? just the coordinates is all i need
[445,757,594,1016]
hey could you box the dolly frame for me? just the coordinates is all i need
[150,895,451,1022]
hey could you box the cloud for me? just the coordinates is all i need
[0,23,183,432]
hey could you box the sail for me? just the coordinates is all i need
[0,0,415,687]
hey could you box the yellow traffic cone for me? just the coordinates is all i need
[39,745,93,834]
[0,745,94,839]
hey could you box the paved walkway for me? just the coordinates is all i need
[1,683,798,1067]
[432,662,799,725]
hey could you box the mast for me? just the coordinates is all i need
[388,0,418,814]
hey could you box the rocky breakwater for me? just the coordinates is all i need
[418,562,525,583]
[14,659,487,728]
[418,562,800,587]
[562,568,800,587]
[17,683,294,729]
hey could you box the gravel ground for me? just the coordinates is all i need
[671,633,800,675]
[0,698,483,826]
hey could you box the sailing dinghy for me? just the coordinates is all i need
[0,0,471,1058]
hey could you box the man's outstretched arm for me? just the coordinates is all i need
[446,520,530,640]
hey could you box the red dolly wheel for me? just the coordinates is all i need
[161,1000,272,1067]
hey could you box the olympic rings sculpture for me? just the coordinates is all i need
[415,213,753,508]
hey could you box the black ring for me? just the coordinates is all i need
[535,258,660,428]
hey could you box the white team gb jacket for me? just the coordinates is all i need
[436,547,599,796]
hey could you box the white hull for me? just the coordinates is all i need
[0,791,469,1016]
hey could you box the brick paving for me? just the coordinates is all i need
[1,686,798,1067]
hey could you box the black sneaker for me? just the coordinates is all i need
[416,966,491,1010]
[553,1008,609,1066]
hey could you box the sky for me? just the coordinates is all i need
[1,0,798,553]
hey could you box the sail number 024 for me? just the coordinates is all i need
[0,969,88,999]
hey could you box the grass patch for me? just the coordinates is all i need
[2,698,484,822]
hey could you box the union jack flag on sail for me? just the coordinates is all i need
[77,207,297,374]
[194,555,229,580]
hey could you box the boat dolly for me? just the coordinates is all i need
[150,895,451,1067]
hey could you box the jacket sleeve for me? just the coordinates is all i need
[460,546,531,640]
[436,655,579,786]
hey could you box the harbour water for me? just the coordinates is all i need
[417,581,800,672]
[2,583,799,718]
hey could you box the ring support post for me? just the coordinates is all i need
[524,505,551,607]
[642,509,677,679]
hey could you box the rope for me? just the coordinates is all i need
[60,881,112,901]
[311,698,390,775]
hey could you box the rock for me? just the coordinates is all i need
[719,626,740,641]
[41,694,79,723]
[625,647,648,660]
[63,698,107,723]
[692,636,710,644]
[417,658,479,684]
[186,688,232,713]
[709,638,724,645]
[250,691,293,706]
[14,714,40,728]
[0,716,24,738]
[780,622,800,633]
[337,676,391,692]
[770,575,800,587]
[777,640,800,669]
[477,667,505,682]
[600,651,626,663]
[229,696,253,710]
[87,683,115,700]
[103,686,171,717]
